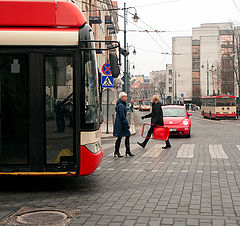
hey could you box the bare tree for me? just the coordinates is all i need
[151,75,166,100]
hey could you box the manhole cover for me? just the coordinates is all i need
[16,210,68,225]
[0,207,79,225]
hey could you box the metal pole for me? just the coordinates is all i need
[238,35,240,98]
[207,60,209,96]
[175,71,177,103]
[211,66,215,95]
[124,2,127,96]
[106,88,109,134]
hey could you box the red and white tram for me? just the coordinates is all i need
[0,0,112,176]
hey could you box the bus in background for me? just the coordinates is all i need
[201,95,237,119]
[0,0,119,176]
[131,100,139,110]
[139,99,151,111]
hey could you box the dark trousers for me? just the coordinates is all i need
[115,136,130,154]
[142,125,170,147]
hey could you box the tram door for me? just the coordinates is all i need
[0,55,29,165]
[0,53,75,170]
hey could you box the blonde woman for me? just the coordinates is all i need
[113,92,134,157]
[137,95,171,149]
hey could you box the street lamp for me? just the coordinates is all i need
[202,60,214,96]
[123,3,139,105]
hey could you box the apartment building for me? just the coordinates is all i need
[172,22,238,105]
[165,64,173,104]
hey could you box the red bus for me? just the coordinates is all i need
[139,99,151,111]
[0,1,118,176]
[201,95,237,119]
[131,100,139,110]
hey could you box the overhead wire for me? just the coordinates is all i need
[138,17,176,55]
[135,0,183,8]
[232,0,240,14]
[118,13,170,54]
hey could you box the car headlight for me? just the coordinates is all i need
[183,120,189,125]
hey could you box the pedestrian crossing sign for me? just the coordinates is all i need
[102,75,113,88]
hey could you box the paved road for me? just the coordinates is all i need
[1,111,240,225]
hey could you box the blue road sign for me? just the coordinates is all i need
[102,63,112,75]
[102,75,114,88]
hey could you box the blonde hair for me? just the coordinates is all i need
[119,92,127,99]
[152,95,160,103]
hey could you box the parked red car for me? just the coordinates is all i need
[162,105,192,138]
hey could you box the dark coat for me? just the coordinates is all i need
[144,102,164,126]
[113,99,130,137]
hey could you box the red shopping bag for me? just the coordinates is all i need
[141,123,169,141]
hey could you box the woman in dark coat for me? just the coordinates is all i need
[114,92,134,157]
[137,95,171,149]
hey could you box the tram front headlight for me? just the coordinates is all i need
[183,120,189,125]
[85,142,101,154]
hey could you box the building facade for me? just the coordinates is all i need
[75,0,119,74]
[165,64,173,104]
[172,22,238,105]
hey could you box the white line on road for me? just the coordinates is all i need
[176,144,195,158]
[209,144,228,159]
[236,145,240,151]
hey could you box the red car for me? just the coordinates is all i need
[162,105,192,138]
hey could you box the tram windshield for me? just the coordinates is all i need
[81,25,100,130]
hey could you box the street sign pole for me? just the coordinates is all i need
[106,88,109,134]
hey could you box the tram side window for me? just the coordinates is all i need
[84,50,99,127]
[205,98,215,106]
[216,98,236,106]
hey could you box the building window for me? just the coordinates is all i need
[221,35,233,46]
[169,78,172,84]
[169,87,172,92]
[169,70,172,76]
[192,45,200,56]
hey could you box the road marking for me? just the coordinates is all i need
[176,144,195,158]
[141,144,162,157]
[237,145,240,151]
[209,144,228,159]
[211,171,219,173]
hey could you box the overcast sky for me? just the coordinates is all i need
[116,0,240,77]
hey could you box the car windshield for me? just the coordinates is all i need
[163,108,186,117]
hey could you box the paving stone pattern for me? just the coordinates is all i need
[0,113,240,226]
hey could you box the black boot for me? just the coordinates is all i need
[126,136,134,156]
[114,152,123,158]
[114,137,123,158]
[126,149,134,157]
[162,139,171,149]
[137,142,146,148]
[137,137,149,148]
